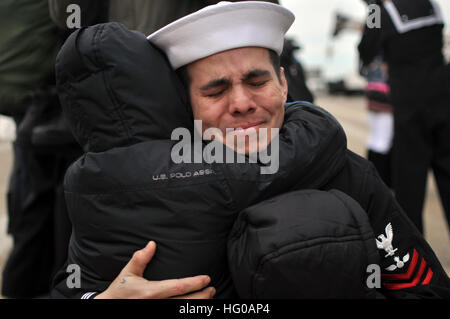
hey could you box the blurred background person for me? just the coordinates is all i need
[360,56,393,188]
[359,0,450,234]
[330,4,393,186]
[0,0,82,298]
[281,38,315,103]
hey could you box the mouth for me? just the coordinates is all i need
[230,121,266,132]
[221,120,272,154]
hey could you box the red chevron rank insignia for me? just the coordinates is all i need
[381,249,434,290]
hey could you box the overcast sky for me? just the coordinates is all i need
[280,0,450,79]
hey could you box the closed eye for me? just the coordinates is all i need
[206,89,225,98]
[248,80,268,87]
[200,78,230,98]
[243,69,271,88]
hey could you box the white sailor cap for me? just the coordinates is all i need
[147,1,295,69]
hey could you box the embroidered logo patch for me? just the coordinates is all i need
[375,223,398,257]
[375,223,434,290]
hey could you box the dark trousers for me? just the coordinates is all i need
[1,125,80,298]
[392,94,450,234]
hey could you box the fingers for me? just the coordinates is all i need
[122,241,157,277]
[101,241,215,299]
[171,287,216,299]
[146,275,212,299]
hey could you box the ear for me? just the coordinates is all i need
[279,67,288,103]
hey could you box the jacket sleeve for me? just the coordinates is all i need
[361,161,450,298]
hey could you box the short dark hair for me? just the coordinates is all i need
[177,48,281,89]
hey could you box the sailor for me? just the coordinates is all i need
[359,0,450,234]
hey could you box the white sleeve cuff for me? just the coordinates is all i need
[81,292,98,299]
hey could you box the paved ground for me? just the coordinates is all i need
[0,95,448,298]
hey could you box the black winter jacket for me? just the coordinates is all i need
[52,23,450,299]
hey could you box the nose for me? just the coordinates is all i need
[228,85,256,115]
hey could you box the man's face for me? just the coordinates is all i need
[187,47,288,153]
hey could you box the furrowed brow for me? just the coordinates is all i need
[242,69,271,81]
[200,78,231,91]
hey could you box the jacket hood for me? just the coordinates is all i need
[56,22,193,152]
[228,188,380,299]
